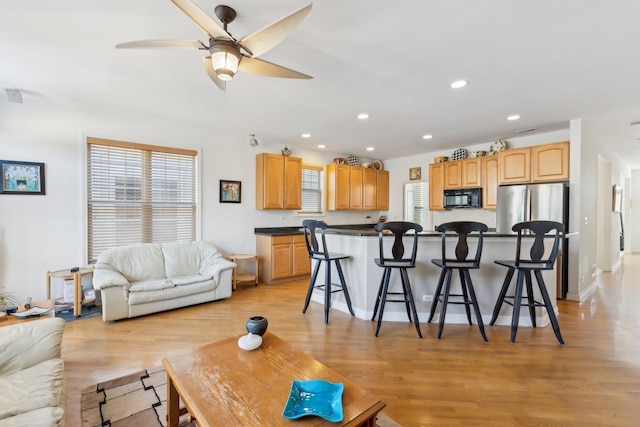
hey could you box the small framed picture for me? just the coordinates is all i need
[220,180,241,203]
[409,167,421,180]
[0,160,46,195]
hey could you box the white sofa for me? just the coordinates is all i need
[0,317,66,427]
[93,241,236,321]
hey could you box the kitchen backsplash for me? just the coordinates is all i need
[431,209,496,231]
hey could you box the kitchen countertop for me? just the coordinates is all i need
[255,224,579,238]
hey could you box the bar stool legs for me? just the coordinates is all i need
[371,266,422,339]
[302,258,354,324]
[490,268,564,345]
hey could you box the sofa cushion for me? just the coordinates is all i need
[129,279,175,293]
[127,279,216,305]
[0,407,65,427]
[97,243,166,282]
[171,274,213,286]
[162,241,222,278]
[0,359,64,421]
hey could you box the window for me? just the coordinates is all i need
[86,137,198,263]
[404,182,428,228]
[300,165,324,214]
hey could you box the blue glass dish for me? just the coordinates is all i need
[282,379,344,422]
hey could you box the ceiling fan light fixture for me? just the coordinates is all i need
[211,41,241,81]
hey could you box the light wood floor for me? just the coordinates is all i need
[64,255,640,426]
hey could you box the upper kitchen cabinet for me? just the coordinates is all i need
[429,163,445,210]
[443,160,462,189]
[498,147,531,184]
[363,168,377,210]
[443,158,482,189]
[461,158,482,188]
[482,156,498,210]
[327,164,389,211]
[256,153,302,210]
[376,170,389,210]
[326,163,350,210]
[531,141,569,182]
[349,166,363,209]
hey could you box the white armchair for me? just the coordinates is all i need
[0,317,66,427]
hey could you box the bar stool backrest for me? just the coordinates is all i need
[435,221,488,267]
[374,221,423,266]
[302,219,330,259]
[512,220,564,267]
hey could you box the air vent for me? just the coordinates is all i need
[515,128,536,134]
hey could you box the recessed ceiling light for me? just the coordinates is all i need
[422,134,433,140]
[450,80,468,89]
[507,115,521,121]
[317,144,325,148]
[301,133,311,138]
[357,113,369,120]
[366,147,374,151]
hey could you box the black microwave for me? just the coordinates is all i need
[443,188,482,208]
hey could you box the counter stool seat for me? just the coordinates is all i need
[371,221,423,338]
[428,221,488,342]
[489,220,565,345]
[302,220,354,324]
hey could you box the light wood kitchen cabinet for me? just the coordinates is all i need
[429,163,445,210]
[531,141,569,182]
[256,234,310,284]
[498,147,531,184]
[376,170,389,210]
[363,168,377,210]
[256,153,302,210]
[482,156,498,210]
[349,166,363,209]
[293,235,312,276]
[326,163,350,210]
[327,164,389,211]
[461,158,482,188]
[444,160,463,189]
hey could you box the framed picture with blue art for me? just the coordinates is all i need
[0,160,46,195]
[220,179,241,203]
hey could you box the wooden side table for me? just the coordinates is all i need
[47,267,94,317]
[229,254,258,290]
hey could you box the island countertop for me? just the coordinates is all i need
[255,224,579,238]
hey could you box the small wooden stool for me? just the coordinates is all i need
[229,254,258,290]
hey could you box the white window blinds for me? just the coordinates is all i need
[87,137,198,263]
[300,165,323,213]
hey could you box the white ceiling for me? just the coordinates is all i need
[3,1,640,167]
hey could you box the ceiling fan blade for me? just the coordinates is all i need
[116,39,205,49]
[238,3,312,57]
[171,0,231,39]
[238,56,312,79]
[203,56,226,91]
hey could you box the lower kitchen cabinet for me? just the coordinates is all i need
[256,234,311,284]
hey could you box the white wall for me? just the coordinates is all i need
[0,105,381,301]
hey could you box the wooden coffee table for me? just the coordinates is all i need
[162,332,385,426]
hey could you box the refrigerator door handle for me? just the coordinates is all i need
[525,189,532,223]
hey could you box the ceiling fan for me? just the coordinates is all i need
[116,0,313,91]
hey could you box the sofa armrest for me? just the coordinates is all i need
[200,258,236,284]
[0,318,65,376]
[93,266,130,290]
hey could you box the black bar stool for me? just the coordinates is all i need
[490,220,565,344]
[302,220,354,324]
[428,221,488,342]
[371,221,423,338]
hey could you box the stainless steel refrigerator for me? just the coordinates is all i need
[496,182,569,234]
[496,182,569,297]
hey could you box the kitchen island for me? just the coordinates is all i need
[255,225,568,327]
[305,226,559,328]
